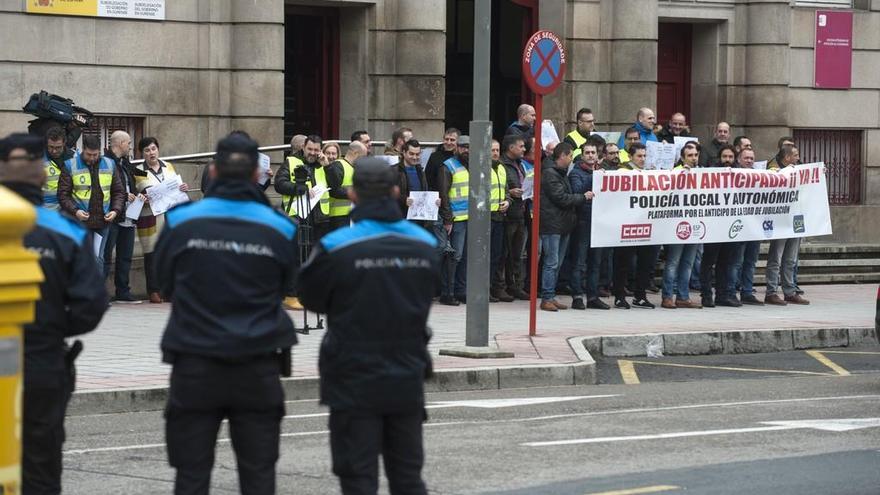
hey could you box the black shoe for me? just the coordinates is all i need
[571,298,586,310]
[113,293,143,304]
[455,295,467,304]
[632,297,655,309]
[587,298,611,310]
[716,297,742,308]
[512,290,531,300]
[702,295,715,308]
[556,286,572,296]
[615,298,631,309]
[646,284,660,294]
[489,295,500,303]
[438,296,460,306]
[740,294,765,306]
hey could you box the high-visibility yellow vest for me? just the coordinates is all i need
[619,149,631,164]
[444,157,469,222]
[328,159,354,218]
[65,153,115,214]
[282,156,330,217]
[43,157,61,210]
[490,162,507,212]
[566,130,587,159]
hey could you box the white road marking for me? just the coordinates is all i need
[64,430,328,455]
[427,395,620,409]
[422,395,880,428]
[522,417,880,447]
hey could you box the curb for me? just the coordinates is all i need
[582,326,878,358]
[67,337,596,416]
[67,326,877,416]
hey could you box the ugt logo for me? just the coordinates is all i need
[793,215,805,234]
[675,221,692,241]
[762,219,774,238]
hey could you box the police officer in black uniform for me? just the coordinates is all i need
[299,157,440,495]
[0,133,108,495]
[155,134,298,495]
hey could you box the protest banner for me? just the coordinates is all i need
[590,163,832,247]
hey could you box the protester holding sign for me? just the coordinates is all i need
[660,144,703,309]
[135,137,189,304]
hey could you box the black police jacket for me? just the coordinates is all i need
[5,183,107,377]
[298,198,440,413]
[155,179,299,361]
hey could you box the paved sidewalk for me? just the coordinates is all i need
[75,284,877,391]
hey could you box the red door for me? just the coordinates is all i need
[285,7,340,141]
[656,23,692,124]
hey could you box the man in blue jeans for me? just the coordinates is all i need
[661,145,702,309]
[728,148,764,306]
[436,136,471,305]
[538,143,589,311]
[568,142,609,310]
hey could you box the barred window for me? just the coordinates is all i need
[79,116,145,160]
[793,129,862,205]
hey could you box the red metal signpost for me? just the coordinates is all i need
[522,30,566,336]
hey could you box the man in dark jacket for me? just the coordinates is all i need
[436,136,470,304]
[568,142,609,311]
[488,139,513,302]
[299,158,439,495]
[538,143,588,311]
[1,133,107,494]
[424,127,459,191]
[655,112,692,144]
[699,121,730,167]
[103,130,146,303]
[396,138,431,221]
[156,134,298,494]
[498,134,530,300]
[274,134,330,238]
[57,134,126,268]
[505,103,536,139]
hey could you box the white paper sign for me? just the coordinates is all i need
[98,0,165,20]
[590,163,833,247]
[125,196,145,221]
[753,160,768,171]
[419,148,436,168]
[406,191,440,221]
[146,175,190,216]
[93,232,103,259]
[376,155,400,166]
[295,185,330,220]
[645,141,677,170]
[257,153,272,186]
[521,176,534,200]
[541,120,560,147]
[591,131,621,145]
[673,136,699,162]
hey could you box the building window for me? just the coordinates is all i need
[793,129,863,205]
[80,116,145,159]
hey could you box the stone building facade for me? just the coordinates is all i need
[0,0,878,241]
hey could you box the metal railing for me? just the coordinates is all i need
[130,140,444,165]
[793,129,863,206]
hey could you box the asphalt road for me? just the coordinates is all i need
[61,372,880,494]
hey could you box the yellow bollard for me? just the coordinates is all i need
[0,185,44,494]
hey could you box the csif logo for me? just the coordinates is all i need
[621,224,652,240]
[728,219,743,239]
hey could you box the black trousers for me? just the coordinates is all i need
[329,216,350,231]
[165,354,284,495]
[613,246,654,300]
[329,409,427,495]
[701,243,734,300]
[23,371,73,495]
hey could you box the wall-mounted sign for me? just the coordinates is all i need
[814,10,852,89]
[27,0,165,21]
